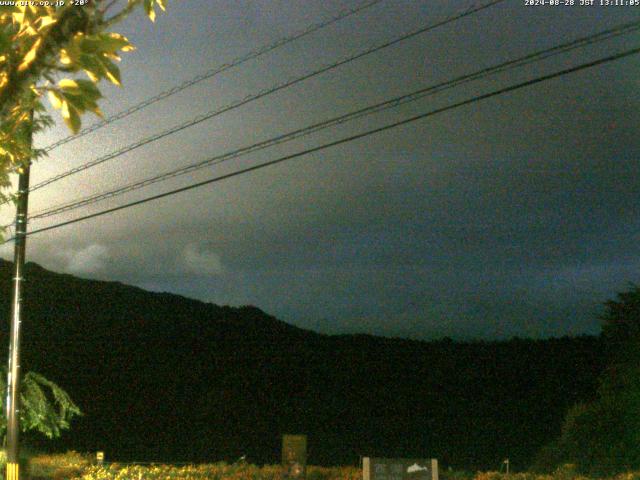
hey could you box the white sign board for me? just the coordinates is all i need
[363,458,438,480]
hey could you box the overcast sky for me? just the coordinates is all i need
[1,0,638,340]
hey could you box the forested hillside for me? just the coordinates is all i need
[0,259,604,469]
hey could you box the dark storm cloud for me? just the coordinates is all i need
[3,0,639,339]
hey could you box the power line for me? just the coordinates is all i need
[16,45,640,241]
[24,18,640,223]
[40,0,386,153]
[27,0,506,194]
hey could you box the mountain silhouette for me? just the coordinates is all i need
[0,259,604,469]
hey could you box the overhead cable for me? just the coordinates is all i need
[41,0,386,153]
[28,0,506,193]
[16,45,640,240]
[25,18,640,222]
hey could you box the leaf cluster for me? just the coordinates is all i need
[0,368,82,440]
[0,0,166,205]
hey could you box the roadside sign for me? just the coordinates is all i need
[363,458,438,480]
[282,434,307,480]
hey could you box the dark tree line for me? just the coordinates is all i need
[534,285,640,475]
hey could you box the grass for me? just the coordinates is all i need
[76,463,362,480]
[18,453,640,480]
[27,451,92,479]
[24,455,361,480]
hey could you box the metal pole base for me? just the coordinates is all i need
[6,462,19,480]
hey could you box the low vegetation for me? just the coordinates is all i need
[23,454,361,480]
[27,451,92,479]
[14,453,640,480]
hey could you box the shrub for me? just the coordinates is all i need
[28,451,92,479]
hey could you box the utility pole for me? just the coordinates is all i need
[5,116,32,480]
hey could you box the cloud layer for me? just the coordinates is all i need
[2,1,637,340]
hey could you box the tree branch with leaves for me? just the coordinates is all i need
[0,0,166,206]
[0,368,81,440]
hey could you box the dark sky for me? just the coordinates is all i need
[1,0,638,340]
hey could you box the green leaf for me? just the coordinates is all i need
[144,0,156,22]
[76,79,102,101]
[47,89,63,109]
[102,58,121,86]
[18,36,41,71]
[77,53,107,82]
[59,78,101,100]
[61,100,81,133]
[80,32,133,55]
